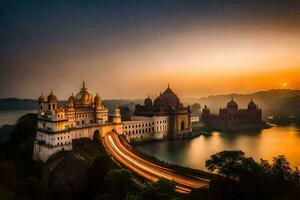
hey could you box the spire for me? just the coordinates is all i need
[168,82,170,89]
[81,81,87,91]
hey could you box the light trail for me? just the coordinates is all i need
[103,132,210,193]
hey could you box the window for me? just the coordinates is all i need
[52,104,55,110]
[181,121,185,131]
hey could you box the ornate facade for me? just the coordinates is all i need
[33,82,122,162]
[202,98,265,131]
[133,85,192,139]
[33,83,193,162]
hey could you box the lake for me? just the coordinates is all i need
[2,110,300,171]
[136,125,300,170]
[0,110,36,126]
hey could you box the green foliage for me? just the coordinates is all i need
[202,151,300,200]
[0,163,16,186]
[85,154,118,198]
[205,150,247,178]
[133,179,177,200]
[0,113,42,200]
[9,113,37,144]
[104,169,134,199]
[120,106,132,121]
[0,183,15,200]
[11,177,39,200]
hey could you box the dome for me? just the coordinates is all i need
[114,104,120,114]
[38,93,45,102]
[67,94,75,107]
[144,95,152,107]
[68,94,75,102]
[94,93,101,101]
[227,98,238,110]
[153,94,166,106]
[247,99,257,110]
[75,82,93,106]
[159,85,180,106]
[47,91,57,101]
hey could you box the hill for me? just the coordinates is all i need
[183,89,300,119]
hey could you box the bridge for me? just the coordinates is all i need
[102,131,210,193]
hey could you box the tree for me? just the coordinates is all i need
[120,106,132,121]
[205,150,246,178]
[86,155,118,197]
[140,179,176,200]
[104,169,135,199]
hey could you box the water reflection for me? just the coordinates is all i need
[0,110,36,126]
[136,125,300,170]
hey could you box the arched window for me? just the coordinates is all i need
[181,121,185,131]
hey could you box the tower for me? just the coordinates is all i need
[94,93,101,108]
[113,105,121,123]
[94,93,108,123]
[66,94,76,127]
[38,93,46,115]
[47,90,58,111]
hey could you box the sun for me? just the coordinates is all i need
[282,83,288,87]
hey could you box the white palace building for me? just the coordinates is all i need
[33,82,192,162]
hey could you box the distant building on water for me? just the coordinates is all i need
[201,98,266,131]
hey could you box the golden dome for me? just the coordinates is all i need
[75,82,93,106]
[94,93,101,101]
[115,104,120,112]
[38,93,45,102]
[67,94,75,107]
[47,90,57,101]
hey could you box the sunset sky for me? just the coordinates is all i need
[1,0,300,99]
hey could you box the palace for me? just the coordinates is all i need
[201,98,265,131]
[33,82,193,162]
[128,85,192,140]
[33,82,123,162]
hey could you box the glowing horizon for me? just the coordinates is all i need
[1,1,300,99]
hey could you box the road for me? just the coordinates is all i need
[103,132,210,193]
